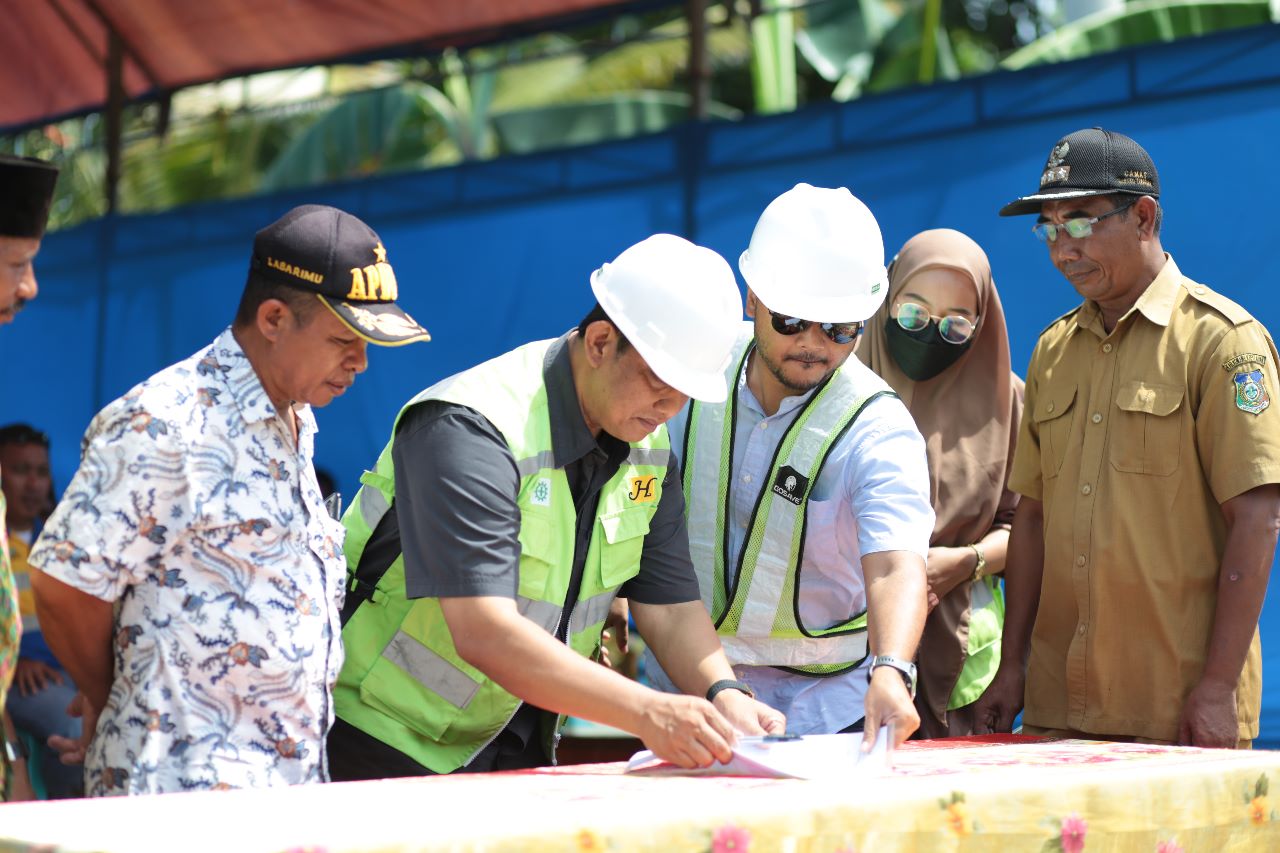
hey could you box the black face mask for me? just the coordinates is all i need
[884,316,973,381]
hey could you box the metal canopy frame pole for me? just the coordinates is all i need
[686,0,709,121]
[104,31,124,214]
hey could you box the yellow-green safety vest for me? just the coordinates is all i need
[682,331,887,676]
[334,339,669,773]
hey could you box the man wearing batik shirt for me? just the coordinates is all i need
[28,205,430,796]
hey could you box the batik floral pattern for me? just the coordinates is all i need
[30,328,346,796]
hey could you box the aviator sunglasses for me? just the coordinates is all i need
[768,310,863,344]
[895,302,977,345]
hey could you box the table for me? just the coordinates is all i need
[2,736,1279,852]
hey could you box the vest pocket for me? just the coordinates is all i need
[597,508,651,587]
[1031,383,1077,480]
[1110,380,1184,476]
[359,630,482,740]
[517,514,557,597]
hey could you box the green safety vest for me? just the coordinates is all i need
[682,331,888,676]
[334,339,670,773]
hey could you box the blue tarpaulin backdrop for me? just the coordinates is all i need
[6,24,1280,740]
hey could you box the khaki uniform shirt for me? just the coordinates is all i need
[1009,255,1280,741]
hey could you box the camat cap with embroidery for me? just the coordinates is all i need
[0,154,59,239]
[250,204,430,346]
[999,127,1160,217]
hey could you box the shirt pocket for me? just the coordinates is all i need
[1031,382,1078,480]
[1110,380,1184,477]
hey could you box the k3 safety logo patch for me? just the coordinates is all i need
[531,477,553,506]
[628,475,658,503]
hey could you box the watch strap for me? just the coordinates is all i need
[706,679,755,703]
[867,654,918,699]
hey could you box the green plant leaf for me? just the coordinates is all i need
[260,86,428,191]
[1001,0,1275,69]
[490,92,740,154]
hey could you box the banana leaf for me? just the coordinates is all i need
[1002,0,1276,69]
[491,92,741,154]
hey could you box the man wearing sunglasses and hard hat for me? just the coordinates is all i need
[329,234,785,780]
[974,127,1280,749]
[643,184,934,748]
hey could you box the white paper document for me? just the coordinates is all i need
[624,727,892,780]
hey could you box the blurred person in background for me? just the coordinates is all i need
[1,424,84,797]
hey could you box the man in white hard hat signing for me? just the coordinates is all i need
[328,234,786,779]
[646,184,933,747]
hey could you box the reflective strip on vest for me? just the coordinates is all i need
[517,595,562,633]
[515,450,557,479]
[626,447,670,468]
[358,483,391,533]
[382,631,482,709]
[568,589,616,637]
[685,332,882,670]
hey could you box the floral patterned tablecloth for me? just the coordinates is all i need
[1,736,1278,852]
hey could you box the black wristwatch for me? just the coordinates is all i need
[706,679,755,703]
[867,655,918,699]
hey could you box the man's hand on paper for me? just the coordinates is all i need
[862,666,918,751]
[712,688,786,737]
[635,693,738,769]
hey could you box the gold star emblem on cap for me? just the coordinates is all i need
[373,242,387,264]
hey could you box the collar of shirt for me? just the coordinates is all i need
[207,326,319,443]
[542,331,628,469]
[1074,254,1181,338]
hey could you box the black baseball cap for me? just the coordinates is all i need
[250,205,430,346]
[999,127,1160,217]
[0,154,59,239]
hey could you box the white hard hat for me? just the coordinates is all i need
[590,234,743,403]
[738,183,888,323]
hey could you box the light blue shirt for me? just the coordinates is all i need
[647,350,933,734]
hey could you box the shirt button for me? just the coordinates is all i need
[742,473,753,484]
[1091,413,1103,424]
[1102,343,1113,353]
[1046,402,1055,413]
[1194,286,1206,295]
[1081,484,1092,496]
[1078,624,1087,636]
[758,422,768,431]
[1076,554,1086,567]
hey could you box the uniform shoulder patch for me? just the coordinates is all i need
[1183,279,1252,326]
[1233,368,1270,415]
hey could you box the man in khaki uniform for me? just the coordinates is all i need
[974,127,1280,747]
